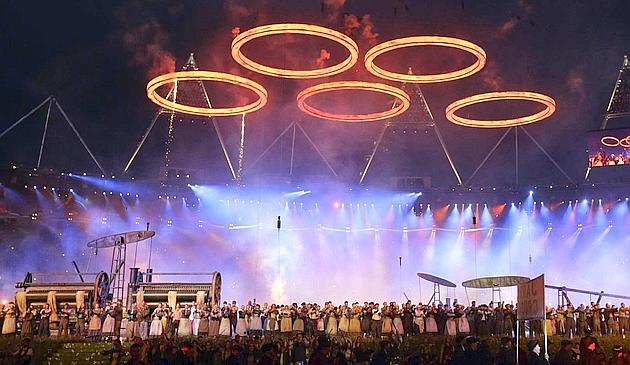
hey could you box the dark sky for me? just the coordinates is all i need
[1,0,629,187]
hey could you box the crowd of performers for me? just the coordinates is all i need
[2,300,630,364]
[1,300,629,339]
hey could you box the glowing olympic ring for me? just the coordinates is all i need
[364,36,487,83]
[231,23,359,79]
[445,91,556,128]
[147,71,268,117]
[601,136,620,147]
[296,81,411,122]
[601,136,630,148]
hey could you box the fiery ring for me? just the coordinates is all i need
[445,91,556,128]
[296,81,410,122]
[364,36,487,83]
[231,23,359,79]
[601,136,630,148]
[147,71,268,117]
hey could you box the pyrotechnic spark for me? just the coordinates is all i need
[236,113,246,182]
[164,80,178,169]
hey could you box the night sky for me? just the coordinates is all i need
[1,0,630,187]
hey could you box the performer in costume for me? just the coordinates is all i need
[209,304,221,337]
[577,304,588,336]
[21,305,37,338]
[619,303,629,336]
[413,303,426,334]
[565,304,575,338]
[361,303,372,336]
[261,303,268,335]
[337,303,350,334]
[381,303,392,335]
[137,303,149,340]
[197,304,209,337]
[445,307,457,336]
[308,305,319,336]
[178,304,193,337]
[402,302,414,335]
[349,303,362,334]
[229,301,238,335]
[494,303,505,336]
[503,304,515,337]
[591,303,602,336]
[279,305,293,334]
[325,304,338,336]
[113,300,123,338]
[149,303,164,338]
[58,303,71,336]
[126,303,138,339]
[292,304,305,333]
[38,303,52,337]
[267,304,279,334]
[557,305,566,336]
[249,303,262,335]
[455,304,469,334]
[371,303,382,337]
[76,303,86,337]
[219,303,232,336]
[392,303,405,336]
[235,305,249,337]
[467,301,478,336]
[1,302,17,335]
[316,305,325,333]
[101,302,116,339]
[87,303,102,339]
[425,306,438,334]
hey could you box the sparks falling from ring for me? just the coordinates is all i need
[147,71,268,117]
[296,81,411,122]
[364,36,487,83]
[445,91,556,128]
[231,23,359,79]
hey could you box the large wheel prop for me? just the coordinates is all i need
[231,23,359,79]
[445,91,556,128]
[147,71,268,117]
[364,36,487,83]
[92,271,110,308]
[296,81,411,122]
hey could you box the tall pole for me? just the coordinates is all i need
[289,123,297,176]
[360,125,388,184]
[465,127,513,186]
[124,110,163,173]
[55,99,106,175]
[0,96,52,140]
[36,99,53,169]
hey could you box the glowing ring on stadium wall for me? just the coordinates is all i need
[445,91,556,128]
[231,23,359,79]
[601,135,630,148]
[364,36,487,83]
[296,81,411,122]
[147,71,268,117]
[601,136,621,147]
